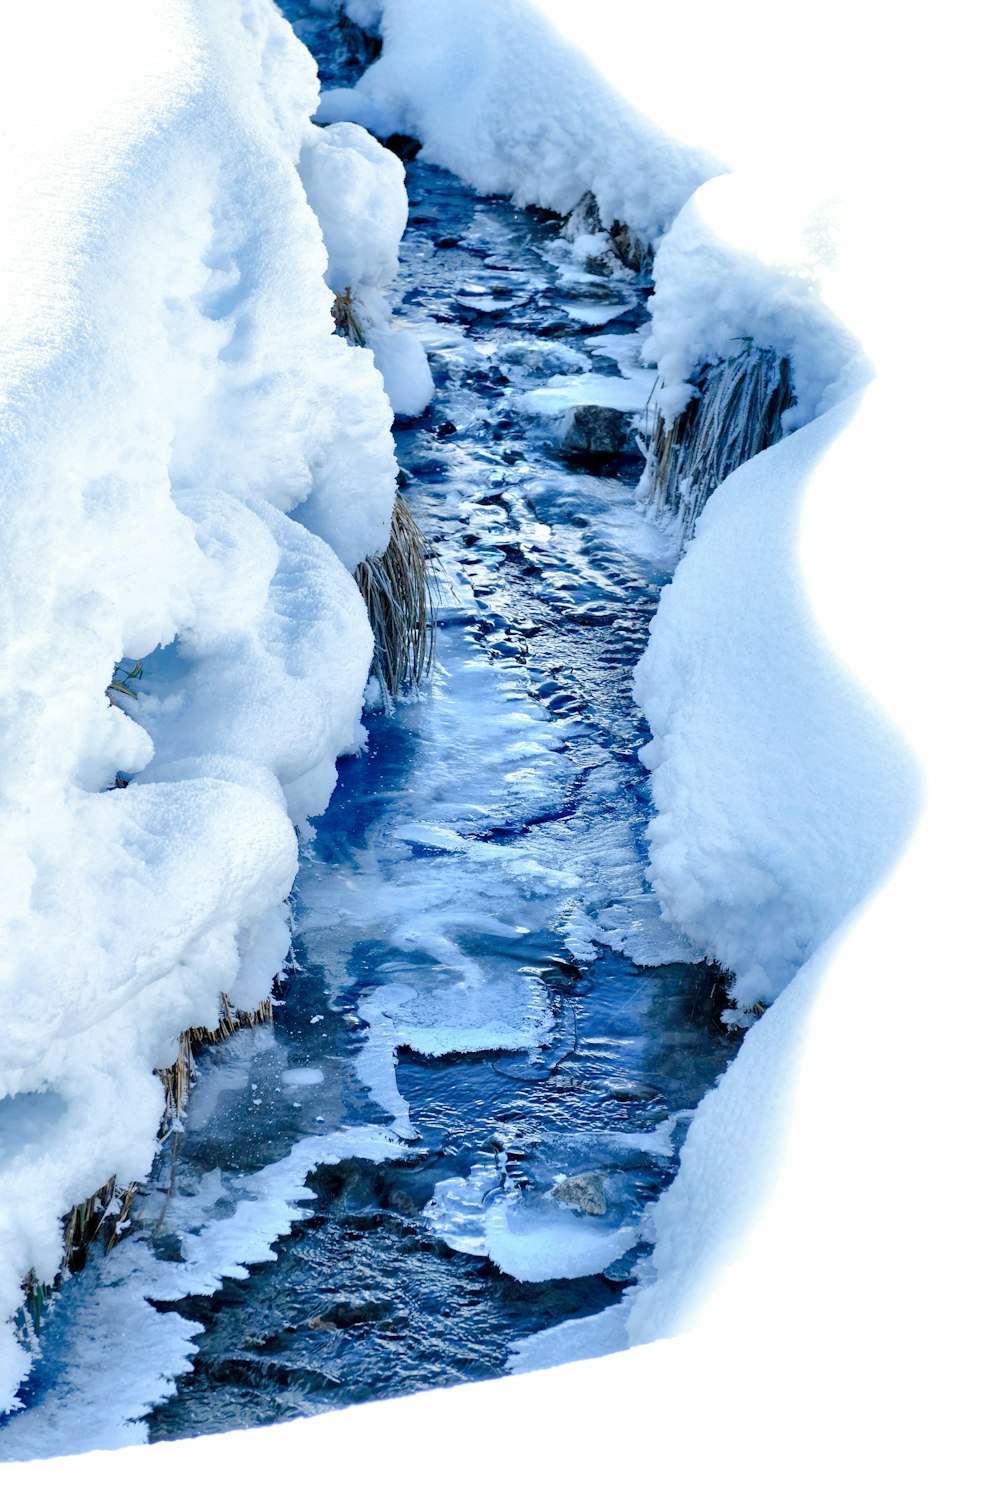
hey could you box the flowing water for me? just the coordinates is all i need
[0,13,742,1455]
[140,154,742,1436]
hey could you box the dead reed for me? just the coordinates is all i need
[642,341,795,542]
[354,493,436,701]
[333,286,367,346]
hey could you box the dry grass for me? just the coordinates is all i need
[354,493,436,702]
[333,286,367,346]
[642,342,795,542]
[156,991,274,1126]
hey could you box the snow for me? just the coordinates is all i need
[298,118,434,414]
[315,0,720,243]
[633,398,920,1015]
[639,172,867,436]
[0,0,410,1410]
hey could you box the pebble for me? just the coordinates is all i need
[551,1172,608,1216]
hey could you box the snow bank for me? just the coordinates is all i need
[315,0,720,244]
[0,0,407,1408]
[640,173,866,435]
[633,398,920,1014]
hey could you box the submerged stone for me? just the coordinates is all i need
[559,405,630,457]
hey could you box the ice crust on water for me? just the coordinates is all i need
[507,1298,631,1374]
[425,1166,640,1283]
[0,0,426,1408]
[0,1126,408,1459]
[421,1117,676,1284]
[360,980,551,1060]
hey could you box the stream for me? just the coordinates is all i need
[0,11,741,1454]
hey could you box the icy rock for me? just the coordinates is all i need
[551,1171,609,1216]
[560,405,631,456]
[606,1080,661,1103]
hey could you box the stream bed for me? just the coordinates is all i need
[150,152,742,1435]
[0,14,741,1456]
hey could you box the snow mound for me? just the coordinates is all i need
[641,172,867,437]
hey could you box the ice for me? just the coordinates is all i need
[557,299,636,326]
[354,994,416,1137]
[281,1067,325,1087]
[507,1298,631,1373]
[520,370,653,417]
[0,1126,408,1458]
[363,975,551,1058]
[425,1168,640,1281]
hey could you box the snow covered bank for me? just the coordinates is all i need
[315,0,720,244]
[633,398,920,1015]
[0,0,419,1407]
